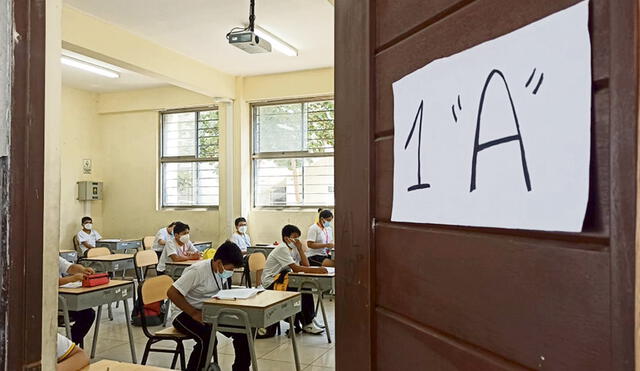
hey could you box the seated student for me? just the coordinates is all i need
[262,224,327,334]
[77,216,102,254]
[153,221,178,252]
[306,209,335,267]
[167,241,249,371]
[229,217,251,253]
[56,333,89,371]
[58,257,96,347]
[157,221,202,274]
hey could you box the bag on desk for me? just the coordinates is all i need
[82,273,109,287]
[131,299,165,327]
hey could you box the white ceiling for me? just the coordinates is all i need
[63,0,335,76]
[61,50,167,93]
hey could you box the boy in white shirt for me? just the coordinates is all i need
[58,257,96,347]
[157,221,201,274]
[262,224,327,334]
[229,217,251,253]
[153,221,177,252]
[167,241,248,371]
[306,209,335,267]
[56,333,89,371]
[76,216,102,254]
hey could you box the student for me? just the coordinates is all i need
[262,224,327,334]
[58,257,96,347]
[76,216,102,254]
[153,221,178,252]
[229,217,251,253]
[56,333,90,371]
[167,241,248,371]
[306,209,335,267]
[157,221,202,274]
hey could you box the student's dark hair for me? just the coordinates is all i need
[81,216,92,224]
[319,209,333,220]
[168,221,178,228]
[213,241,244,267]
[234,217,247,227]
[282,224,301,240]
[173,221,190,235]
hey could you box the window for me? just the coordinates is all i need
[252,98,334,207]
[160,108,219,207]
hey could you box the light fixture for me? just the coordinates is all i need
[252,25,298,56]
[61,56,120,79]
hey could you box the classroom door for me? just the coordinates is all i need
[335,1,638,370]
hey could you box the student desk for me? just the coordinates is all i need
[82,360,172,370]
[164,259,201,280]
[96,238,142,253]
[202,290,303,371]
[59,280,137,363]
[80,253,135,276]
[246,245,276,257]
[288,272,335,343]
[59,249,78,263]
[193,240,212,252]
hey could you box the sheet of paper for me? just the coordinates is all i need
[213,287,265,300]
[392,1,591,232]
[60,281,82,289]
[324,267,335,274]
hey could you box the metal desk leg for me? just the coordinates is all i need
[204,327,217,371]
[108,303,114,321]
[289,315,301,371]
[58,295,72,338]
[122,298,137,363]
[317,292,332,344]
[91,305,103,358]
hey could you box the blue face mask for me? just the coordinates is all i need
[323,221,331,228]
[219,269,234,280]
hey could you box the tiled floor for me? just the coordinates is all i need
[63,297,335,371]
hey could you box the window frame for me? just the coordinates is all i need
[250,96,335,210]
[159,106,220,209]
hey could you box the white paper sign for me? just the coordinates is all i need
[392,1,591,232]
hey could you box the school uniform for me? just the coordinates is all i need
[59,257,95,347]
[152,227,172,252]
[171,260,250,371]
[305,223,332,266]
[76,229,102,254]
[229,232,251,253]
[262,245,316,328]
[56,333,76,363]
[157,238,199,273]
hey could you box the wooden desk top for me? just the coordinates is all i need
[59,249,76,254]
[83,253,134,261]
[289,272,336,278]
[83,360,172,370]
[204,290,299,309]
[193,240,212,244]
[59,279,133,295]
[166,258,203,266]
[99,239,141,243]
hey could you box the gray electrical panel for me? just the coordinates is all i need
[77,181,103,201]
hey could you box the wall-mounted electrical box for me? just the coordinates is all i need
[77,181,103,201]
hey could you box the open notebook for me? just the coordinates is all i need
[213,287,265,300]
[59,281,82,289]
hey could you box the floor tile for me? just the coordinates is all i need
[261,342,329,365]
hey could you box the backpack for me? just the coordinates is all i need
[131,299,166,327]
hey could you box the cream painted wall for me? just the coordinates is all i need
[60,86,104,248]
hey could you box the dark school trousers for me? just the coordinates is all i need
[68,308,96,347]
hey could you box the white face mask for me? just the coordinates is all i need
[179,234,190,243]
[84,223,93,230]
[238,226,248,234]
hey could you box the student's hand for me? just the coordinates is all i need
[82,267,95,276]
[70,273,84,282]
[190,310,203,324]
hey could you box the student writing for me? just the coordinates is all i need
[153,221,177,252]
[306,209,335,267]
[58,257,96,347]
[157,221,201,274]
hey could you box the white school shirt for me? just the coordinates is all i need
[153,227,171,252]
[77,229,102,253]
[229,232,251,252]
[58,256,72,277]
[157,238,199,272]
[261,244,298,289]
[306,224,332,257]
[172,259,224,310]
[56,333,76,362]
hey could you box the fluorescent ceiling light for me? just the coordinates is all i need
[61,56,120,79]
[252,26,298,56]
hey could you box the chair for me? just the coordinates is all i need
[72,235,82,254]
[246,253,266,288]
[86,247,111,258]
[134,249,158,281]
[143,236,155,251]
[138,275,190,369]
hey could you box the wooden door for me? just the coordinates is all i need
[335,1,638,370]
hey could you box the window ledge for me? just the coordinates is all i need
[160,206,219,212]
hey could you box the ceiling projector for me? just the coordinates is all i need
[227,0,271,54]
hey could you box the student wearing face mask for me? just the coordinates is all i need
[153,221,178,253]
[229,217,251,253]
[262,225,328,334]
[76,216,102,254]
[306,209,335,267]
[156,221,202,274]
[167,241,247,371]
